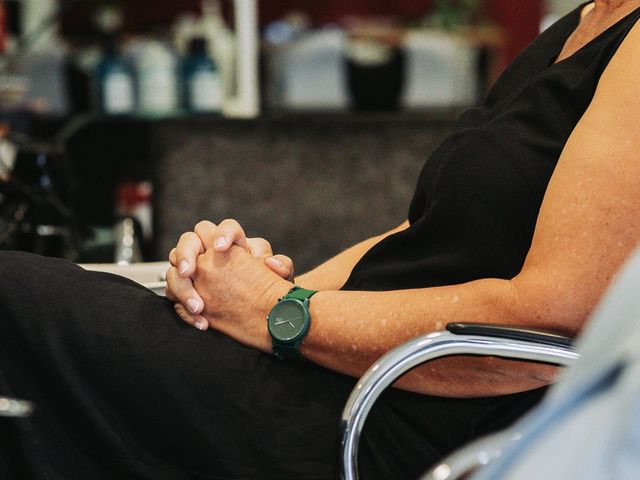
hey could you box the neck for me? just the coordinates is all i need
[582,0,640,20]
[592,0,639,11]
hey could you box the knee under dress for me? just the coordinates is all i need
[1,4,639,479]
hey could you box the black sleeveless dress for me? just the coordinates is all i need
[1,4,639,479]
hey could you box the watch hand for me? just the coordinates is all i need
[274,319,296,326]
[274,314,304,325]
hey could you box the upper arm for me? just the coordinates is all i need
[512,22,640,333]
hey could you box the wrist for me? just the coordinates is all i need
[239,279,291,354]
[260,279,295,336]
[260,280,293,354]
[266,284,319,361]
[262,279,295,319]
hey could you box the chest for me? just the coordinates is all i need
[555,2,640,63]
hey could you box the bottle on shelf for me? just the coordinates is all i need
[113,216,143,265]
[113,180,152,265]
[200,0,235,110]
[135,40,179,116]
[182,36,222,113]
[95,37,136,115]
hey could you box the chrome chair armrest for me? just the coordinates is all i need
[0,397,34,417]
[338,323,579,480]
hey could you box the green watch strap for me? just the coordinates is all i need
[282,286,318,301]
[274,343,304,361]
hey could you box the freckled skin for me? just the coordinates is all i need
[293,2,640,397]
[179,0,640,398]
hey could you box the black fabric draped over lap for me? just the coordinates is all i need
[0,253,348,480]
[2,3,640,479]
[0,254,545,480]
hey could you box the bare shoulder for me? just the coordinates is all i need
[593,16,640,105]
[574,16,640,154]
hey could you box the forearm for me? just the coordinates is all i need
[300,278,571,397]
[296,221,409,291]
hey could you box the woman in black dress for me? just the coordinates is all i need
[2,2,640,479]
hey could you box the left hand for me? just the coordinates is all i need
[174,244,293,352]
[166,219,294,330]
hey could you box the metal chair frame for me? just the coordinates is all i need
[339,323,579,480]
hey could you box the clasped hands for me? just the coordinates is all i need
[165,220,295,352]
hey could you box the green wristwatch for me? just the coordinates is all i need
[267,286,318,361]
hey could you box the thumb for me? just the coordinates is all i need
[264,255,295,281]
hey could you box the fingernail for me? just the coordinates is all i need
[186,298,201,314]
[194,319,207,331]
[269,257,284,268]
[178,260,189,275]
[215,237,227,249]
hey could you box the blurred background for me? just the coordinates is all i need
[0,0,582,271]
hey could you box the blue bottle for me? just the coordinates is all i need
[96,39,136,115]
[182,37,222,113]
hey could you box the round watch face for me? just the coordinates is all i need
[267,299,309,342]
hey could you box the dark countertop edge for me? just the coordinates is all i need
[55,108,465,146]
[66,108,463,130]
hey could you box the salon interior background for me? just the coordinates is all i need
[0,0,583,271]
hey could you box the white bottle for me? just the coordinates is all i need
[96,41,135,115]
[200,0,235,108]
[184,37,222,112]
[136,41,179,115]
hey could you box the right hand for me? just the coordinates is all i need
[165,220,294,329]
